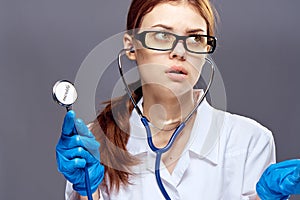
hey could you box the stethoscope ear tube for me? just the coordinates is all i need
[118,49,144,117]
[183,56,215,124]
[118,50,215,200]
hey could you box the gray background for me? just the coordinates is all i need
[1,0,300,199]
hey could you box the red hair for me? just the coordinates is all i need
[127,0,216,36]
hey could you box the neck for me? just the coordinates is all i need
[142,85,196,130]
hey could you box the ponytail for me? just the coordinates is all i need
[90,81,142,192]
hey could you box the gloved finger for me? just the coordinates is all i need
[57,151,87,172]
[79,135,100,161]
[256,186,273,200]
[62,110,76,136]
[58,133,100,152]
[62,147,98,164]
[257,163,284,198]
[75,118,94,138]
[257,160,300,198]
[279,162,300,195]
[257,176,289,200]
[270,159,300,169]
[57,134,83,150]
[79,135,100,152]
[73,120,100,156]
[271,160,300,192]
[256,173,272,197]
[57,134,100,161]
[289,161,300,182]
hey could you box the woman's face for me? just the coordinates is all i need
[127,2,208,95]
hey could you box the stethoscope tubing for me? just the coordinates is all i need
[141,117,185,200]
[68,106,93,200]
[118,49,215,200]
[84,167,93,200]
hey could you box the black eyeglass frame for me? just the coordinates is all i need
[134,31,217,54]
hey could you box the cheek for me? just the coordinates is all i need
[187,56,206,80]
[135,50,167,79]
[135,49,164,66]
[137,62,165,85]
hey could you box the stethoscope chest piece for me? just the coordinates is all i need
[52,80,78,109]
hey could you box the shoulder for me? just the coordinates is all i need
[225,111,272,139]
[214,109,274,152]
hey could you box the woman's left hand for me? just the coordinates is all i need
[256,159,300,200]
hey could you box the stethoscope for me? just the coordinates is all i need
[52,80,94,200]
[118,48,215,200]
[51,49,215,200]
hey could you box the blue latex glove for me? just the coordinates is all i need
[56,110,104,196]
[256,159,300,200]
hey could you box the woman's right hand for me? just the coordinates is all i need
[56,110,104,196]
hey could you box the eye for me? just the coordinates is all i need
[191,35,203,43]
[187,35,207,47]
[154,32,171,41]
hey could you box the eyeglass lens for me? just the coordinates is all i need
[143,31,214,53]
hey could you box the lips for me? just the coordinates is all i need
[165,66,188,81]
[166,66,188,75]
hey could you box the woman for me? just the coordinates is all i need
[56,0,275,199]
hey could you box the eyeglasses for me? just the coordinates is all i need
[134,31,217,54]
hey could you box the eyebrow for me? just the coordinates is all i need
[151,24,173,30]
[151,24,205,34]
[186,28,205,34]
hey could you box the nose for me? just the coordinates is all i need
[169,41,186,60]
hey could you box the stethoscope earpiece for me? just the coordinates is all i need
[129,47,135,53]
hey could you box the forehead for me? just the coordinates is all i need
[139,2,207,34]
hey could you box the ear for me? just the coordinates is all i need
[123,33,136,60]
